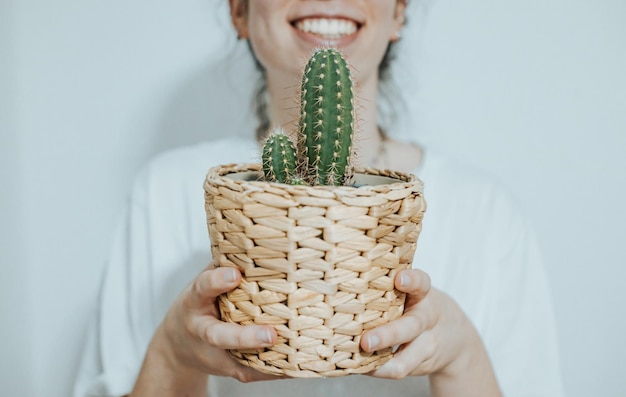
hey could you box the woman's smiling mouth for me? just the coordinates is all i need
[294,17,360,40]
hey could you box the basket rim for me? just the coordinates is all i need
[205,163,424,196]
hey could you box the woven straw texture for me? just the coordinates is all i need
[204,163,426,378]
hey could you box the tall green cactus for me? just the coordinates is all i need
[262,129,297,184]
[260,48,354,186]
[299,48,354,186]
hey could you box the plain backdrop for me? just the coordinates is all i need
[2,0,625,396]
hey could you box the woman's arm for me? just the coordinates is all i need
[363,269,502,397]
[128,328,208,397]
[129,266,278,397]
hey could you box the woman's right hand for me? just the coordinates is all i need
[130,265,279,396]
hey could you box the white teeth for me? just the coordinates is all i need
[295,18,358,38]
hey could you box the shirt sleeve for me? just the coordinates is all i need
[73,196,156,397]
[481,200,565,397]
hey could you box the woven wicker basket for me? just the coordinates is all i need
[204,163,426,378]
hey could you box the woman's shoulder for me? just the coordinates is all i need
[417,149,530,257]
[415,149,540,308]
[129,137,260,202]
[419,149,523,218]
[149,137,259,173]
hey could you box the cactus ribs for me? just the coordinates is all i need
[262,48,354,187]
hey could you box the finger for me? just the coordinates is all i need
[208,349,287,382]
[230,363,288,383]
[396,268,431,301]
[185,267,241,309]
[370,330,439,379]
[361,307,431,352]
[193,315,277,350]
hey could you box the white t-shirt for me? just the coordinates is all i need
[73,138,564,397]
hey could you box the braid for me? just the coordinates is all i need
[253,76,270,141]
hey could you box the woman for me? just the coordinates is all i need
[74,1,563,396]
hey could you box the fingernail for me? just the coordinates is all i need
[367,334,380,351]
[399,273,410,288]
[257,328,272,344]
[223,268,237,283]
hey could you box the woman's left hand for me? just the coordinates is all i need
[362,269,502,396]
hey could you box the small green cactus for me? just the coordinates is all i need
[262,128,297,184]
[298,48,354,186]
[261,48,354,186]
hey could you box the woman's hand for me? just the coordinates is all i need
[130,265,278,397]
[362,269,502,397]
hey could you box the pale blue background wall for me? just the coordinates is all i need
[1,0,625,396]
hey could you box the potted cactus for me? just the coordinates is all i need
[204,48,426,378]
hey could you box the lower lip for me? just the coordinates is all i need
[292,24,359,48]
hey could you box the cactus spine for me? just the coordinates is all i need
[260,48,354,186]
[299,48,354,186]
[262,129,297,184]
